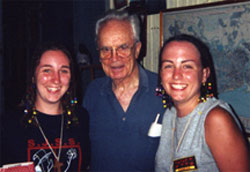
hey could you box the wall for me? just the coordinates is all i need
[73,0,106,96]
[0,0,2,113]
[0,0,2,163]
[73,0,106,64]
[144,13,161,73]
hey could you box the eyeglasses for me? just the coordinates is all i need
[98,42,137,60]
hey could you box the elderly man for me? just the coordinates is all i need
[83,9,165,171]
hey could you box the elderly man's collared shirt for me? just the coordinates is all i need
[83,65,165,171]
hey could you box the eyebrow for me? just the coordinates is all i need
[161,59,196,63]
[61,65,70,69]
[161,60,173,63]
[100,43,130,48]
[39,64,70,69]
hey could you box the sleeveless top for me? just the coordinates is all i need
[155,98,242,172]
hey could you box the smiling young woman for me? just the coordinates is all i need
[34,50,71,111]
[2,43,90,172]
[155,34,250,172]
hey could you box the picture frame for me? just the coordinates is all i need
[114,0,127,9]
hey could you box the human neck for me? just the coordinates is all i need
[112,76,139,92]
[35,101,62,115]
[112,66,139,112]
[174,97,200,118]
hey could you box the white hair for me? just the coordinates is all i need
[95,10,141,43]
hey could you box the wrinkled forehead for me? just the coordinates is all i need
[97,20,134,44]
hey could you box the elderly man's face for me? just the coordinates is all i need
[98,19,141,82]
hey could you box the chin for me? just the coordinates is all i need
[110,74,126,81]
[47,97,62,103]
[172,96,186,103]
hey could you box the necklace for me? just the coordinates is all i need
[170,110,196,172]
[34,114,64,172]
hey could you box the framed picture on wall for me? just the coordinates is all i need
[114,0,127,9]
[162,1,250,131]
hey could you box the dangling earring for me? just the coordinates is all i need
[24,106,37,125]
[155,84,172,109]
[71,97,78,105]
[67,110,72,125]
[66,97,78,127]
[199,82,213,103]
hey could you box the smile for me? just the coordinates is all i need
[47,87,60,92]
[171,84,187,90]
[111,64,124,69]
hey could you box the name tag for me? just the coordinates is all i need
[173,155,198,172]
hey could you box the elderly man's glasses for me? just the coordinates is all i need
[98,42,137,60]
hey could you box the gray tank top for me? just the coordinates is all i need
[155,98,242,172]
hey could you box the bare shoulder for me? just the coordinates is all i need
[205,106,250,171]
[205,105,243,142]
[205,106,238,130]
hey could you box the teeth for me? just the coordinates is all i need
[47,87,60,92]
[171,84,187,89]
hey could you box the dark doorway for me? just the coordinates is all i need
[2,1,74,112]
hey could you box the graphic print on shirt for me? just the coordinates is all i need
[65,148,77,171]
[27,138,82,172]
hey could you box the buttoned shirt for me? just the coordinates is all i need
[83,65,165,171]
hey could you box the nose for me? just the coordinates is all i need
[52,71,61,84]
[173,67,182,80]
[110,48,119,61]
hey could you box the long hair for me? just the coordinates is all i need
[20,42,79,127]
[158,34,218,108]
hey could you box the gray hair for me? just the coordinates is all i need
[95,9,141,43]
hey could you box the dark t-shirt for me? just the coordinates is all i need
[1,106,90,172]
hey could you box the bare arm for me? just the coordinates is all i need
[205,106,250,171]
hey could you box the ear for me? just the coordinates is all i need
[32,76,36,84]
[202,67,210,83]
[134,41,142,59]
